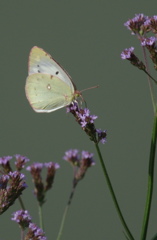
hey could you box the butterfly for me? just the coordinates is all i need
[25,46,80,113]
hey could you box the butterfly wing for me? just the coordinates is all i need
[25,73,75,112]
[28,46,75,90]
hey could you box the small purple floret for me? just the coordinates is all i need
[63,149,79,162]
[44,162,60,169]
[141,36,156,46]
[0,156,12,165]
[11,210,31,225]
[121,47,134,59]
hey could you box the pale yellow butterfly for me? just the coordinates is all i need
[25,46,80,113]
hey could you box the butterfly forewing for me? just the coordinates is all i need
[28,46,74,89]
[25,73,75,112]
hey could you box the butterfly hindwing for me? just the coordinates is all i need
[25,73,74,112]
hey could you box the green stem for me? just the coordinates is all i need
[56,183,77,240]
[95,143,134,240]
[38,204,44,230]
[56,204,69,240]
[142,46,156,114]
[143,69,157,85]
[21,229,24,240]
[140,113,157,240]
[18,196,25,210]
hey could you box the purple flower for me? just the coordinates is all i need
[63,149,79,166]
[44,162,60,191]
[96,129,107,144]
[82,151,94,160]
[26,223,47,240]
[9,171,25,180]
[27,163,45,205]
[0,156,12,165]
[78,108,98,127]
[81,151,95,166]
[26,162,44,172]
[149,15,157,33]
[27,162,60,205]
[0,175,9,189]
[121,47,146,71]
[66,101,79,112]
[64,149,95,183]
[44,162,60,169]
[141,37,156,46]
[121,47,134,59]
[0,172,27,214]
[11,210,32,229]
[67,102,101,143]
[14,154,30,171]
[0,156,12,173]
[124,13,149,35]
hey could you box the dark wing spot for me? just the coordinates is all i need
[47,84,51,90]
[38,70,40,73]
[56,71,59,75]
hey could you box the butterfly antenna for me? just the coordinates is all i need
[80,85,99,93]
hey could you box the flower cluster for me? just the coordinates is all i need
[25,223,47,240]
[63,149,95,184]
[0,172,27,214]
[67,102,107,144]
[11,210,32,230]
[26,162,60,206]
[124,13,149,35]
[0,156,13,173]
[15,154,30,171]
[121,14,157,71]
[11,210,47,239]
[0,154,29,173]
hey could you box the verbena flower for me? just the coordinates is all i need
[63,149,95,184]
[0,174,9,189]
[25,223,47,240]
[149,15,157,33]
[122,14,157,72]
[124,13,149,35]
[74,150,95,181]
[67,102,107,144]
[96,129,107,144]
[11,210,32,230]
[0,156,13,173]
[14,154,30,171]
[0,172,27,214]
[44,162,60,191]
[141,36,156,46]
[26,163,45,205]
[121,47,146,70]
[27,162,59,206]
[63,149,79,166]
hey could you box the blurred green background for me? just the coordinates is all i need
[0,1,157,240]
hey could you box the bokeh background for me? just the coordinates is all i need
[0,1,157,240]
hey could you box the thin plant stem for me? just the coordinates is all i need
[21,229,24,240]
[38,204,44,230]
[95,143,134,240]
[56,182,77,240]
[140,112,157,240]
[56,204,69,240]
[142,45,156,113]
[18,196,25,210]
